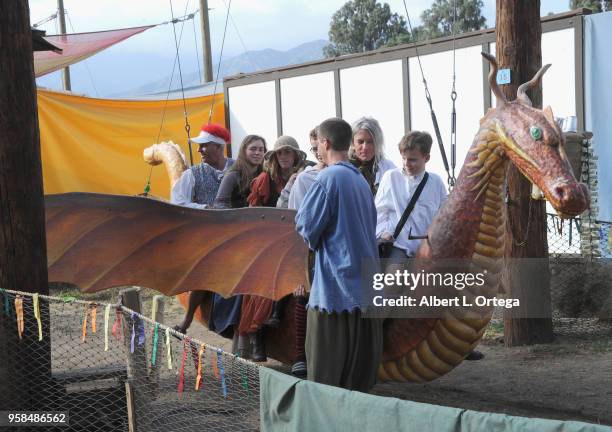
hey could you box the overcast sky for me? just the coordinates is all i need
[30,0,570,95]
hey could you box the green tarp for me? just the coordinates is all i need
[260,368,611,432]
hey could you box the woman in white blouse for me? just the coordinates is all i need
[375,131,447,258]
[349,117,396,195]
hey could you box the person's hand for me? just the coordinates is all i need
[293,284,307,297]
[381,233,393,241]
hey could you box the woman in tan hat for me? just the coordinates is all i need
[239,135,306,362]
[247,135,306,207]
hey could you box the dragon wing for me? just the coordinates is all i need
[46,193,309,300]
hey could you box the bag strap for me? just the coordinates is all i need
[392,172,429,240]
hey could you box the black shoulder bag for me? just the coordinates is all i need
[378,172,429,258]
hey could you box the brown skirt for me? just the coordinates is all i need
[238,295,274,335]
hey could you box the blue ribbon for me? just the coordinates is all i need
[217,350,227,399]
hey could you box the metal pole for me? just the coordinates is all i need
[57,0,71,91]
[199,0,214,83]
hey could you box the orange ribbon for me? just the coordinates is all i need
[81,303,97,342]
[15,296,24,339]
[195,344,205,391]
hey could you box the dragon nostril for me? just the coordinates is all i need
[554,185,568,202]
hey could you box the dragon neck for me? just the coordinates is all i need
[465,120,508,273]
[143,142,188,189]
[431,119,508,276]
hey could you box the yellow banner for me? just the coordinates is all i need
[38,89,225,199]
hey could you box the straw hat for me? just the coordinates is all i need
[264,135,306,161]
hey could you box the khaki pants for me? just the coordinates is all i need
[306,308,382,392]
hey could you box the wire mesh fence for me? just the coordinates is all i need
[0,289,261,432]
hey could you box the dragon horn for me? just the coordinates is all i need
[481,52,508,107]
[517,64,552,107]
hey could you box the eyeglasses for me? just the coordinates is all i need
[310,146,318,153]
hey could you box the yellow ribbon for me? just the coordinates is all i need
[32,293,43,341]
[15,296,24,340]
[165,327,173,370]
[104,304,111,351]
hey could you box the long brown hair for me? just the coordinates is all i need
[266,149,305,183]
[230,134,266,194]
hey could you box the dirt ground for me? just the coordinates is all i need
[58,285,612,427]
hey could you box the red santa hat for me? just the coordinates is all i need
[191,123,230,145]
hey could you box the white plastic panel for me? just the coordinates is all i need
[409,45,485,183]
[280,71,336,154]
[340,60,405,168]
[227,81,277,157]
[490,29,575,118]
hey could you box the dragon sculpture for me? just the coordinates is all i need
[45,53,588,382]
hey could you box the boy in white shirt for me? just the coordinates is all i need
[375,131,447,258]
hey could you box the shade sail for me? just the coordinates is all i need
[34,25,154,77]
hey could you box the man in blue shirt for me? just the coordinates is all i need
[295,117,382,392]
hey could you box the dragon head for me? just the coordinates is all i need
[482,53,589,218]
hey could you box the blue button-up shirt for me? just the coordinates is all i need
[295,161,379,313]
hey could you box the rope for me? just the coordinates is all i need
[402,0,452,187]
[208,0,232,125]
[448,0,458,188]
[168,0,194,166]
[192,12,203,84]
[65,12,100,98]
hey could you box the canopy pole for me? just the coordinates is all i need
[57,0,71,91]
[199,0,214,83]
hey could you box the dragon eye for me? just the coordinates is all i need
[530,126,543,140]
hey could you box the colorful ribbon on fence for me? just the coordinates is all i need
[112,309,123,341]
[165,327,173,370]
[32,293,43,341]
[151,323,160,365]
[195,344,205,391]
[81,303,98,343]
[241,364,250,400]
[130,313,145,353]
[212,348,220,379]
[1,289,12,317]
[217,350,227,399]
[178,337,189,394]
[104,304,111,351]
[15,296,24,339]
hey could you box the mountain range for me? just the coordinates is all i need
[114,39,328,97]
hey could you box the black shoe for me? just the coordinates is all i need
[465,350,485,361]
[291,360,307,378]
[251,331,267,362]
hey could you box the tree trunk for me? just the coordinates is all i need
[0,0,52,410]
[496,0,554,346]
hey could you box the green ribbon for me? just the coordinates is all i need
[151,323,159,365]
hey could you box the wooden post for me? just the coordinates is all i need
[148,295,165,397]
[0,0,52,410]
[496,0,554,345]
[57,0,71,91]
[119,286,149,428]
[125,381,137,432]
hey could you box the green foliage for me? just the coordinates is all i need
[324,0,413,57]
[324,0,487,57]
[570,0,611,13]
[419,0,487,40]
